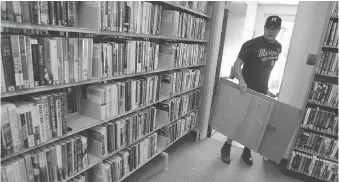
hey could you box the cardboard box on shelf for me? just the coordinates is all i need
[211,78,302,164]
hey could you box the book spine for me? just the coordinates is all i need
[48,2,56,25]
[31,152,41,182]
[49,39,59,85]
[67,2,75,27]
[40,2,49,25]
[66,140,73,176]
[25,107,35,148]
[7,104,24,152]
[63,38,70,84]
[61,142,68,179]
[41,96,52,140]
[37,38,46,85]
[54,94,63,137]
[0,49,7,93]
[48,95,57,138]
[12,160,23,182]
[56,38,64,85]
[1,36,16,91]
[19,35,29,88]
[22,154,35,182]
[2,107,14,157]
[61,92,67,134]
[12,1,22,23]
[37,150,49,182]
[10,35,24,90]
[24,36,34,88]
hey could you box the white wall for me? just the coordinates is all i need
[242,2,258,42]
[279,1,332,159]
[220,2,248,78]
[254,4,298,38]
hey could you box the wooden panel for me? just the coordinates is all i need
[233,95,273,151]
[211,78,302,163]
[211,83,252,139]
[258,101,302,164]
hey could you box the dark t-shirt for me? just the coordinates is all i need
[238,36,282,94]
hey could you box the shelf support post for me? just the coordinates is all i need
[160,152,169,171]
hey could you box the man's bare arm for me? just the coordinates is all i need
[234,58,247,94]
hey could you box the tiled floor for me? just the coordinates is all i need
[123,132,302,182]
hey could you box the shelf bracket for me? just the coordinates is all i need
[160,152,169,171]
[192,128,200,142]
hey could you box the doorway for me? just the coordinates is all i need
[264,14,296,96]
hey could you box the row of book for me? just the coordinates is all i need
[1,134,89,182]
[308,81,338,107]
[91,133,158,182]
[158,110,198,145]
[171,1,208,15]
[100,2,162,35]
[171,69,202,95]
[1,1,78,27]
[1,92,68,158]
[1,34,205,93]
[323,19,338,47]
[317,51,338,76]
[1,35,94,92]
[161,10,207,40]
[155,89,200,122]
[295,130,338,160]
[302,107,338,134]
[171,43,206,68]
[93,41,160,78]
[82,75,162,120]
[88,107,156,158]
[288,151,338,182]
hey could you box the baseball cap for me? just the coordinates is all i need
[265,15,282,29]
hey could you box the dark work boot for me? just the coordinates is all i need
[242,147,253,165]
[221,142,232,164]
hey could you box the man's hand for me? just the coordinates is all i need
[239,81,247,94]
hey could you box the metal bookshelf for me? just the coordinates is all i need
[1,64,205,98]
[0,1,225,182]
[286,2,339,182]
[1,86,202,162]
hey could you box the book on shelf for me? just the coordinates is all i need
[160,10,206,40]
[295,129,338,160]
[317,51,338,76]
[87,106,156,159]
[1,91,68,158]
[288,151,338,182]
[308,81,338,107]
[1,134,89,182]
[170,1,208,15]
[1,33,205,94]
[90,133,158,182]
[1,1,79,27]
[302,107,338,134]
[158,43,206,69]
[154,89,200,124]
[323,18,338,47]
[100,1,163,35]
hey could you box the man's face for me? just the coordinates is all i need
[264,26,281,41]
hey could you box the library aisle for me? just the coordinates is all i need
[123,132,301,182]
